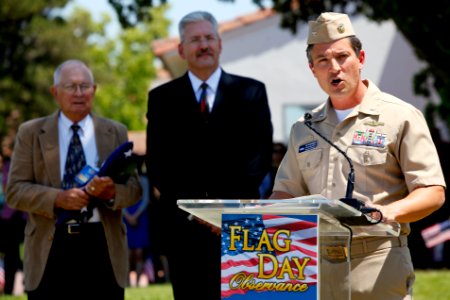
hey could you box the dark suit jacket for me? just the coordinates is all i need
[6,111,142,290]
[146,70,272,299]
[146,69,273,228]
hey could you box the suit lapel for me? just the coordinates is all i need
[212,71,231,113]
[93,116,116,166]
[39,112,62,187]
[181,73,198,106]
[39,113,118,187]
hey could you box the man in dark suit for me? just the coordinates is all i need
[6,59,142,300]
[146,10,273,300]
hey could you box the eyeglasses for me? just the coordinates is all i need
[186,35,218,45]
[58,83,94,94]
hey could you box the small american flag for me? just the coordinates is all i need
[421,219,450,248]
[221,214,318,299]
[0,265,4,292]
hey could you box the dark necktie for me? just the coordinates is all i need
[59,124,86,223]
[199,82,209,117]
[62,124,86,189]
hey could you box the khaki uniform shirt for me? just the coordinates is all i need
[274,80,446,235]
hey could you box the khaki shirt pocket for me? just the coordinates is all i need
[346,146,388,194]
[297,148,325,194]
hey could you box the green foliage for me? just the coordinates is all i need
[108,0,168,29]
[0,0,83,137]
[0,1,93,137]
[0,0,169,140]
[2,0,449,135]
[75,5,170,130]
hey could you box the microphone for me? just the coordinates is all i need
[304,113,355,202]
[303,113,382,225]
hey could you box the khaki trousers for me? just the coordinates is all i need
[350,236,414,300]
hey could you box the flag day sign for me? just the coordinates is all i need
[221,214,318,300]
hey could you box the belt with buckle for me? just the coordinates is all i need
[57,221,103,235]
[350,236,407,257]
[67,223,82,234]
[321,244,348,262]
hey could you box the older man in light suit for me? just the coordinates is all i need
[6,59,142,300]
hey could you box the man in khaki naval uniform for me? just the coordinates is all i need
[270,12,446,300]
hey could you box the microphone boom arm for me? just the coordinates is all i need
[303,113,382,225]
[304,113,355,200]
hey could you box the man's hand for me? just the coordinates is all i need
[85,176,116,200]
[55,188,90,210]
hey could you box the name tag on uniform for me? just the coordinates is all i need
[299,140,318,153]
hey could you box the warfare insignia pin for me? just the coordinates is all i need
[364,120,385,127]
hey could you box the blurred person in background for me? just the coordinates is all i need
[0,136,26,296]
[259,142,287,198]
[123,156,152,287]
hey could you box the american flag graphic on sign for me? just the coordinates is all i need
[221,214,318,300]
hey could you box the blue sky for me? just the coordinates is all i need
[69,0,269,37]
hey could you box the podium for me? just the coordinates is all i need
[177,194,400,300]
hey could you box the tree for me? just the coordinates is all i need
[107,0,167,28]
[3,0,449,135]
[0,0,85,137]
[0,0,169,139]
[84,5,169,130]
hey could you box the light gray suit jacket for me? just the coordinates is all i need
[6,111,142,290]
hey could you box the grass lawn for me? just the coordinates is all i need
[1,270,449,299]
[414,269,450,300]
